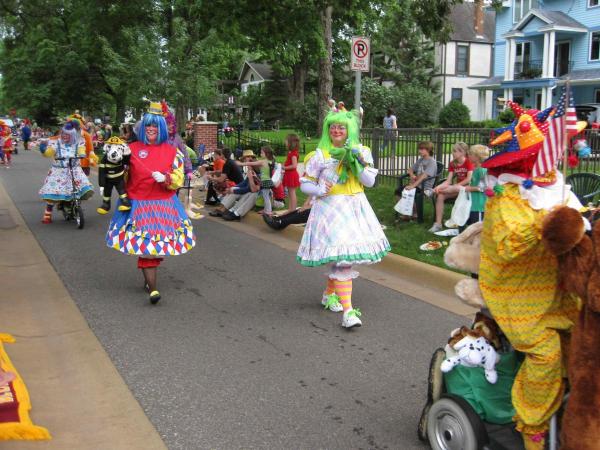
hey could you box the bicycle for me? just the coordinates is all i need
[55,155,85,229]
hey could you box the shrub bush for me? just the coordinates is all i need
[394,83,438,128]
[438,100,471,128]
[497,107,515,124]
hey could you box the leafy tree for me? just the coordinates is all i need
[394,83,439,128]
[438,100,471,128]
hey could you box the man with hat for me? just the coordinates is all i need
[208,149,260,221]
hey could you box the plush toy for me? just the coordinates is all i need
[444,222,485,308]
[541,206,600,450]
[97,136,131,214]
[440,315,501,384]
[573,138,592,158]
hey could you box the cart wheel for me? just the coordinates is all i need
[428,347,446,403]
[427,395,488,450]
[75,203,84,229]
[418,402,431,442]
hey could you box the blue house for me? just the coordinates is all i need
[471,0,600,119]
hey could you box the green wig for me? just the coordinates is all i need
[317,110,361,151]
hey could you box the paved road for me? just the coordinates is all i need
[1,149,466,449]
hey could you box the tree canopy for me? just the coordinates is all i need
[0,0,462,126]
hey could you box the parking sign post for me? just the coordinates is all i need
[351,37,370,120]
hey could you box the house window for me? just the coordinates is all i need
[514,0,538,22]
[451,88,463,102]
[456,45,469,75]
[589,0,599,7]
[250,74,255,82]
[595,89,600,103]
[591,32,600,61]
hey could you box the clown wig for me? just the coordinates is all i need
[60,120,81,145]
[138,112,168,145]
[317,110,360,152]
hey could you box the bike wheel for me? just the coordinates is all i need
[75,202,85,229]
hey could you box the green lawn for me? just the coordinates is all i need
[239,128,317,156]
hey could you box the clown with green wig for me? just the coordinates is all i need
[297,110,390,328]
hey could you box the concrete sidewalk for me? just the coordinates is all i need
[0,180,165,449]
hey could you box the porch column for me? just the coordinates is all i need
[541,88,547,108]
[508,39,516,81]
[548,31,556,78]
[478,90,486,120]
[504,38,511,81]
[544,86,554,108]
[542,32,550,78]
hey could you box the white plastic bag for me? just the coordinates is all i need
[271,162,283,187]
[449,187,472,227]
[394,188,416,216]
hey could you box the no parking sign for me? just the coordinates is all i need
[351,37,370,72]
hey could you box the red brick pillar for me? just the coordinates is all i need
[193,121,218,153]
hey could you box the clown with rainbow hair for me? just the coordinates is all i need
[105,101,195,305]
[297,109,390,328]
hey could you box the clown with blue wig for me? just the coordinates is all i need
[38,120,94,223]
[105,101,196,305]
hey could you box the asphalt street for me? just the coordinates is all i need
[1,149,467,450]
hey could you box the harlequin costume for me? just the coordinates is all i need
[38,121,94,223]
[105,102,195,304]
[297,110,390,328]
[478,100,583,449]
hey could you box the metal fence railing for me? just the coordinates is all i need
[363,127,600,186]
[219,130,307,157]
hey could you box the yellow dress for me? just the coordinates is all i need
[479,183,578,446]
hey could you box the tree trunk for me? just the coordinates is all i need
[115,95,126,125]
[317,5,333,135]
[289,53,308,104]
[176,103,187,134]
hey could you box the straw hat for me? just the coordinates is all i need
[241,149,256,158]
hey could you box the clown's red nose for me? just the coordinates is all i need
[519,121,531,133]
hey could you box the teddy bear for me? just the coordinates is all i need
[97,136,131,214]
[541,205,600,450]
[440,313,501,384]
[444,221,485,308]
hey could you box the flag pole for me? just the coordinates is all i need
[562,79,571,204]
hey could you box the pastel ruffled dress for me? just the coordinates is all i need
[106,141,195,256]
[39,140,94,201]
[297,147,390,266]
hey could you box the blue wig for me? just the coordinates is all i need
[138,113,168,145]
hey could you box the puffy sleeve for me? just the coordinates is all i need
[491,195,545,261]
[39,140,56,158]
[360,146,374,166]
[301,150,325,183]
[167,149,185,190]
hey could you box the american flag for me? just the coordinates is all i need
[532,85,578,178]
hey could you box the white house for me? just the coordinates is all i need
[238,61,273,93]
[432,1,496,120]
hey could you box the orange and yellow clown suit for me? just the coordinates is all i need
[479,184,578,449]
[479,103,580,449]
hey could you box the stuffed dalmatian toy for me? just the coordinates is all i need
[97,136,131,214]
[440,326,500,384]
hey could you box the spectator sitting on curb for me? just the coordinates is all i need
[209,149,260,221]
[263,196,312,230]
[205,148,243,205]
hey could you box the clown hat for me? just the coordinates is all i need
[148,101,163,115]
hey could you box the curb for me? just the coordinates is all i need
[211,208,477,318]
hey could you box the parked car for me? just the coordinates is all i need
[575,104,600,127]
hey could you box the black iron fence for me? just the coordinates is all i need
[362,128,600,186]
[219,129,307,157]
[218,127,600,186]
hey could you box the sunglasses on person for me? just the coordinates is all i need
[329,125,347,131]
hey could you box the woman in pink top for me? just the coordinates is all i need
[429,141,473,233]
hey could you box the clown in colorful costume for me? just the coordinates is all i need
[479,100,582,449]
[38,121,94,224]
[297,110,390,328]
[106,102,195,304]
